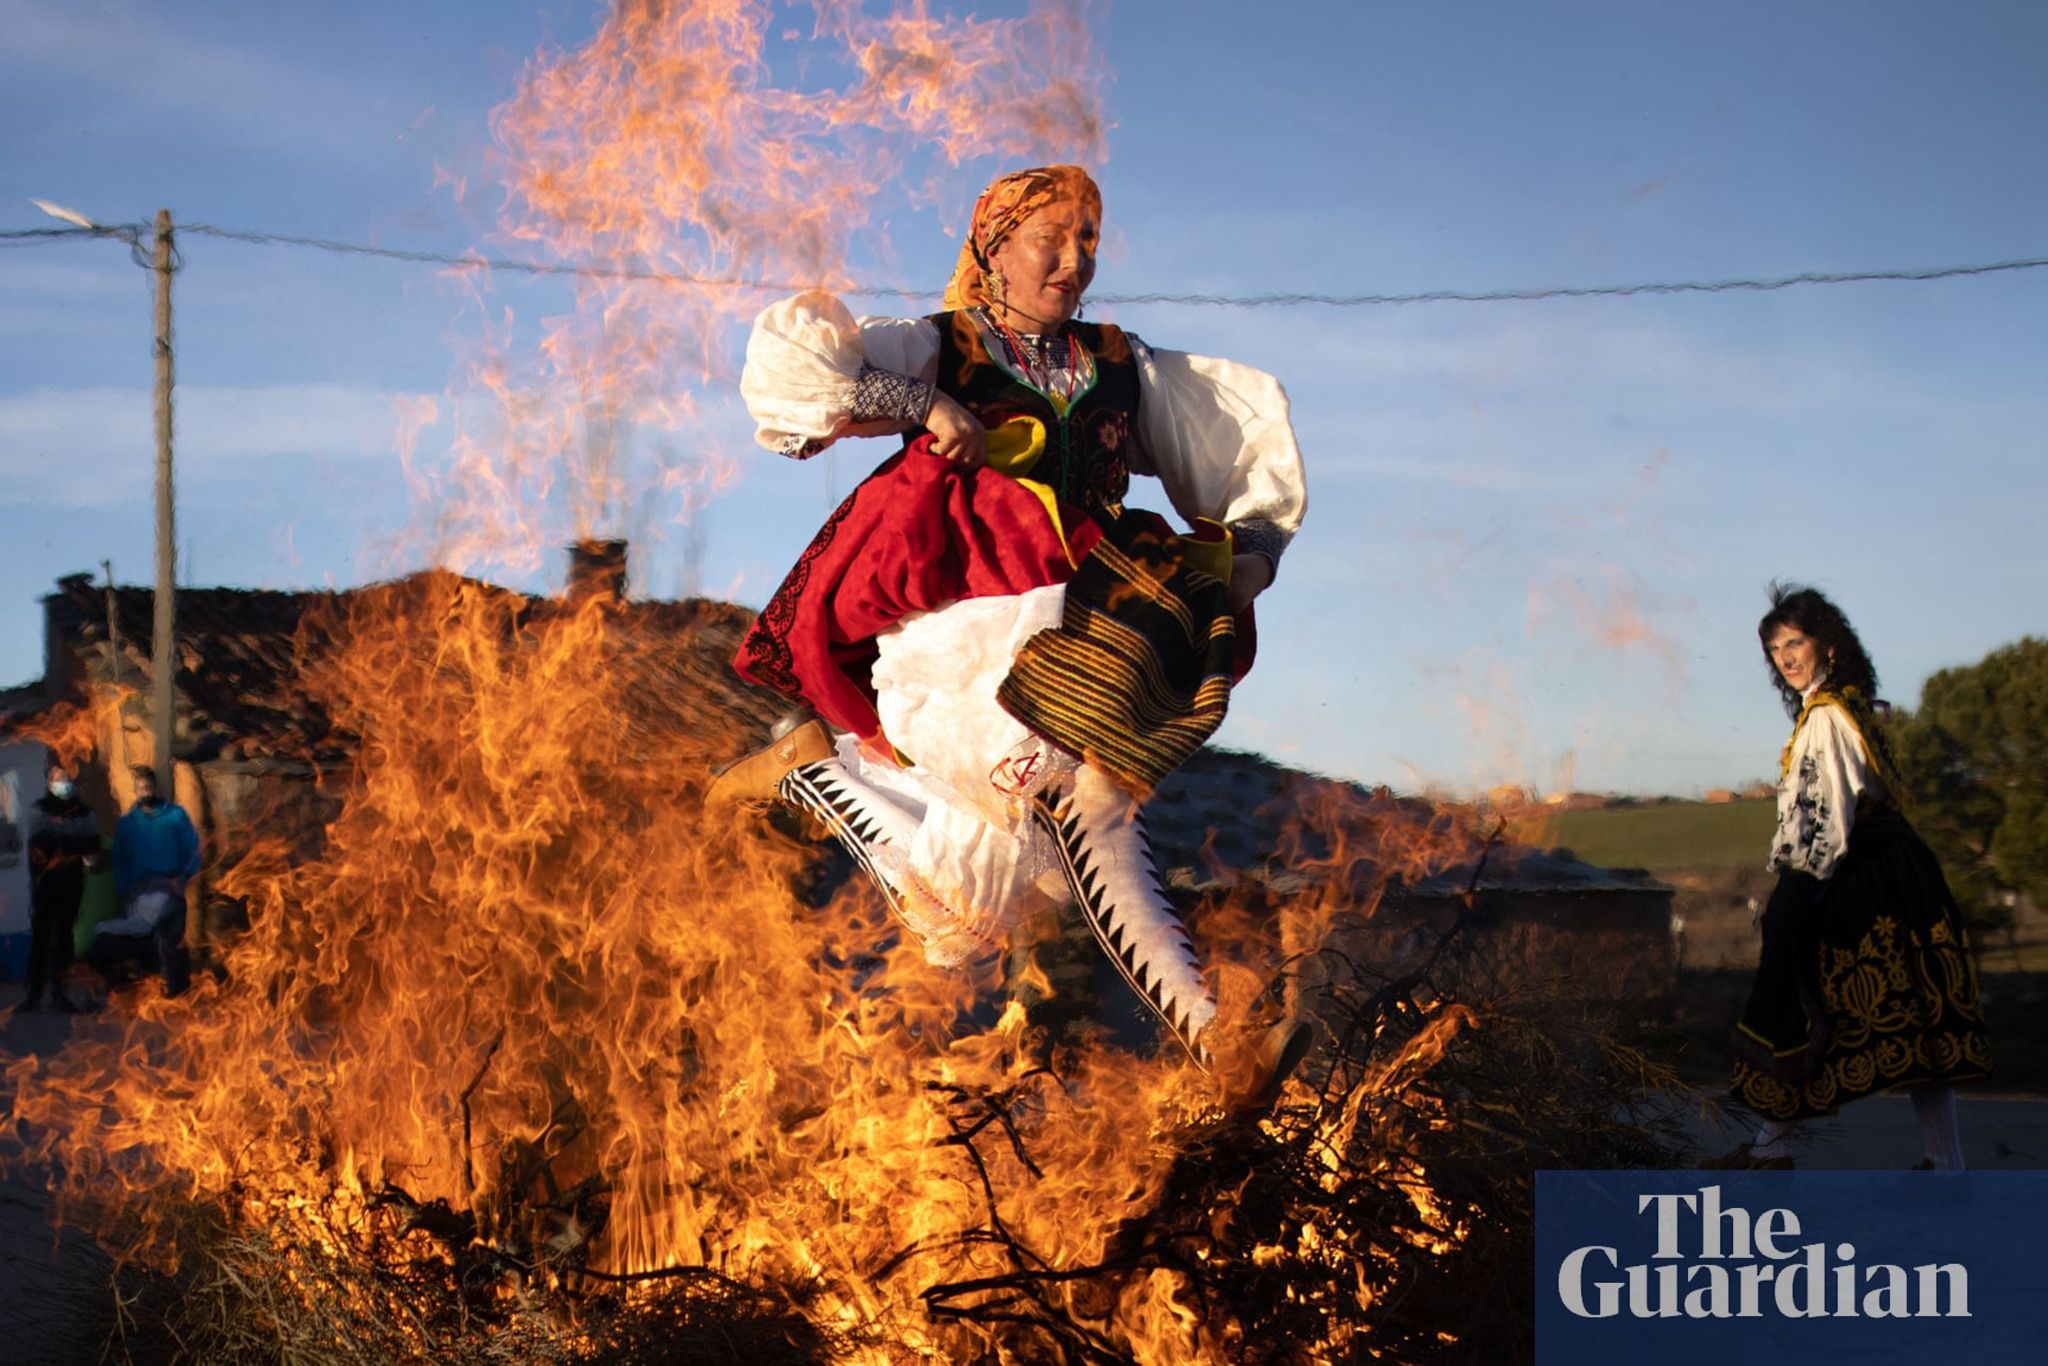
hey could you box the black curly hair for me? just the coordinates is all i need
[1758,582,1881,717]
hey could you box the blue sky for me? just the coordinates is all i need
[3,0,2043,796]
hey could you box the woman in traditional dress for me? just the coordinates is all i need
[710,165,1309,1103]
[1719,585,1991,1168]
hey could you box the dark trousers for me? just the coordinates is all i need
[87,903,191,998]
[23,899,80,1004]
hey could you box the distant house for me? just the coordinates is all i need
[1484,783,1534,810]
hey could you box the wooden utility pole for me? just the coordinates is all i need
[150,209,176,779]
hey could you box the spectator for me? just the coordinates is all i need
[22,757,100,1012]
[1712,585,1990,1170]
[93,765,199,997]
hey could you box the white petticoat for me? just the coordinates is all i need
[844,584,1078,965]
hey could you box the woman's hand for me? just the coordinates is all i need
[926,393,987,469]
[1226,552,1275,614]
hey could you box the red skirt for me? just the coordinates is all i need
[735,435,1253,795]
[735,435,1103,744]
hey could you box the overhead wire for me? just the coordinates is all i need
[2,221,160,268]
[5,221,2047,308]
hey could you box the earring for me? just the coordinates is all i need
[984,268,1007,309]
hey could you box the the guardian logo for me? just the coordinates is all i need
[1556,1183,1968,1321]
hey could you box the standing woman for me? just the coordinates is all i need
[711,165,1309,1103]
[1722,585,1992,1168]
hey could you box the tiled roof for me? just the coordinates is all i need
[34,571,784,766]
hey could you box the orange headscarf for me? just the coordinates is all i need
[942,164,1102,311]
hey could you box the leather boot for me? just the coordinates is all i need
[1032,765,1217,1064]
[705,718,836,809]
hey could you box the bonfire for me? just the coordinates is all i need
[6,574,1687,1361]
[5,4,1692,1360]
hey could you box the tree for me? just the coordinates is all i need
[1890,637,2048,933]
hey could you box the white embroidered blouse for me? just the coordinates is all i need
[739,291,1309,569]
[1770,694,1884,881]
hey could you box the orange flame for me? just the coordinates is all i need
[409,0,1107,583]
[1,696,104,768]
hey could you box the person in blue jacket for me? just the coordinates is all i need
[94,765,199,996]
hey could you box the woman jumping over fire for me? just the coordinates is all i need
[710,165,1310,1106]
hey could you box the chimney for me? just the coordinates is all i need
[565,539,628,606]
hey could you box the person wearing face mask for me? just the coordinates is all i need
[93,765,200,997]
[21,757,101,1012]
[710,165,1310,1109]
[1710,584,1991,1169]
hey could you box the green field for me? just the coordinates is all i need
[1536,798,1775,873]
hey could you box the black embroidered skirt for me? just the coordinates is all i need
[996,507,1243,800]
[1731,807,1992,1121]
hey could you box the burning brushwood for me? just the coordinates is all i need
[5,572,1691,1362]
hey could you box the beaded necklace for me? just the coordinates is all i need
[979,308,1096,415]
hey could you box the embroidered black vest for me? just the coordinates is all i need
[926,310,1141,518]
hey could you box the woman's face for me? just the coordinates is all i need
[1767,623,1828,694]
[986,199,1098,330]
